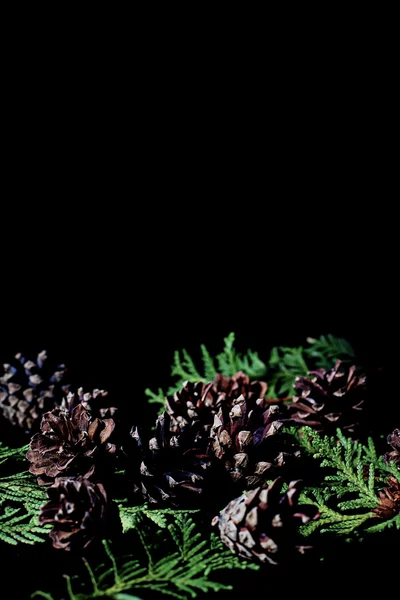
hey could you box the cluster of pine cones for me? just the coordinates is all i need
[1,351,399,563]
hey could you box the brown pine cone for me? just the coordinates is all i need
[383,429,400,468]
[0,351,70,433]
[165,372,269,452]
[26,401,117,485]
[212,478,319,565]
[287,361,366,434]
[373,475,400,519]
[209,398,290,489]
[39,477,111,550]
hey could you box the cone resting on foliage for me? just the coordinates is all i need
[212,478,319,565]
[26,393,117,486]
[287,360,366,435]
[384,429,400,468]
[165,372,268,451]
[130,372,292,508]
[39,476,112,551]
[0,350,70,433]
[373,475,400,519]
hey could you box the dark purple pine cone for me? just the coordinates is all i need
[212,478,319,565]
[0,351,70,433]
[26,400,117,485]
[39,477,111,550]
[383,429,400,468]
[287,361,366,435]
[165,372,269,452]
[130,412,233,510]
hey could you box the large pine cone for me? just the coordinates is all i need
[383,430,400,468]
[287,361,366,434]
[209,398,289,489]
[0,351,70,433]
[130,413,233,510]
[165,372,269,452]
[212,478,319,565]
[373,475,400,519]
[26,401,117,485]
[39,477,111,550]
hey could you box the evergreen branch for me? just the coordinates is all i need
[145,333,267,410]
[266,334,356,397]
[304,335,355,367]
[117,503,199,533]
[365,513,400,533]
[0,442,29,465]
[0,460,49,545]
[299,491,374,536]
[34,513,257,600]
[0,507,51,545]
[144,388,166,408]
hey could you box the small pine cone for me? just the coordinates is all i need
[212,478,319,565]
[287,361,366,434]
[383,429,400,468]
[373,475,400,519]
[0,351,70,433]
[39,477,111,550]
[26,401,117,485]
[130,413,233,510]
[165,372,269,452]
[209,398,288,490]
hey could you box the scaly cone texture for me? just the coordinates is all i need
[26,400,117,486]
[0,351,70,433]
[130,413,233,510]
[373,475,400,519]
[287,361,366,434]
[61,388,119,420]
[165,372,269,452]
[39,477,111,550]
[209,398,289,489]
[212,478,319,565]
[383,429,400,468]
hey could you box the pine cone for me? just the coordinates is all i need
[39,477,111,550]
[212,478,319,565]
[373,475,400,519]
[26,401,117,485]
[383,429,400,468]
[287,361,366,434]
[130,413,233,510]
[61,388,118,420]
[165,372,269,452]
[209,398,289,489]
[0,351,70,433]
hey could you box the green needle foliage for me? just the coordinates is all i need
[33,513,258,600]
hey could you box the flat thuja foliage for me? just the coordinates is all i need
[0,442,50,545]
[145,333,357,407]
[266,335,356,397]
[33,513,258,600]
[294,427,400,536]
[145,332,267,407]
